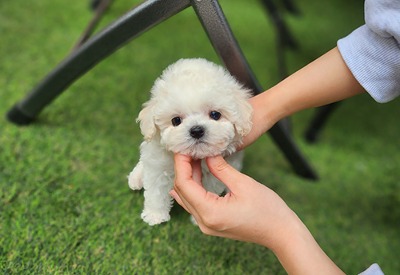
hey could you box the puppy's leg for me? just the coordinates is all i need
[226,151,244,171]
[128,160,144,190]
[141,170,174,226]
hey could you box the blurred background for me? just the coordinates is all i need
[1,0,399,274]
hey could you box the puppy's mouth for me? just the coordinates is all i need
[188,137,209,151]
[184,138,227,159]
[165,125,235,159]
[168,137,231,159]
[192,139,206,145]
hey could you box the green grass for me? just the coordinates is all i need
[1,0,399,274]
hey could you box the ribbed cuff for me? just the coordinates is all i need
[338,25,400,103]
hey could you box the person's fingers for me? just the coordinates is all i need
[173,154,204,192]
[173,154,194,182]
[171,176,205,222]
[206,155,249,192]
[191,159,202,185]
[173,153,219,212]
[173,154,202,186]
[169,189,191,213]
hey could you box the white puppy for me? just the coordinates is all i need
[128,58,253,226]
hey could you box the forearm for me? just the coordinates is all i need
[173,155,344,274]
[264,212,344,275]
[253,47,364,129]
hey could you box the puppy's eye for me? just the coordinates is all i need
[171,117,182,126]
[209,111,221,121]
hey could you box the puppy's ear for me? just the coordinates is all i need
[231,89,253,137]
[234,97,253,137]
[137,100,158,141]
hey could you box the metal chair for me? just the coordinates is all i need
[6,0,318,180]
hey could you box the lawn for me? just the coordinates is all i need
[1,0,399,274]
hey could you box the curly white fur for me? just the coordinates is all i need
[128,58,253,226]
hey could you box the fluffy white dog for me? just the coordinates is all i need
[128,58,253,226]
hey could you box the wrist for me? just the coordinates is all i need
[268,213,344,275]
[250,87,289,131]
[257,208,305,253]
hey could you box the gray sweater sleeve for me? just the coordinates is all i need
[337,0,400,103]
[358,263,384,275]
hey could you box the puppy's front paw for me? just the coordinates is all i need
[128,162,143,190]
[141,210,170,226]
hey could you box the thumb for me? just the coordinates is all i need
[206,155,246,192]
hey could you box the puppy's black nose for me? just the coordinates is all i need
[190,126,205,139]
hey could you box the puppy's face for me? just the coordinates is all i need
[155,104,237,159]
[137,59,253,159]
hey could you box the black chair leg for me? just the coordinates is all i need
[259,0,301,134]
[6,0,317,180]
[282,0,301,15]
[91,0,103,10]
[73,0,113,51]
[6,0,190,125]
[304,102,341,143]
[192,0,317,180]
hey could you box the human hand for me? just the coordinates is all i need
[171,154,297,250]
[171,154,344,275]
[239,95,279,150]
